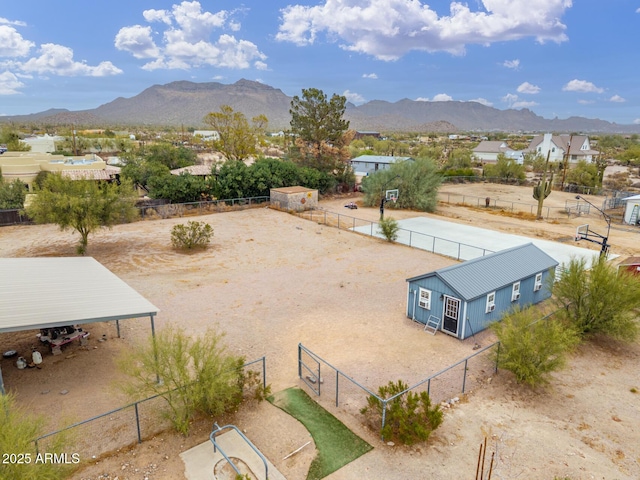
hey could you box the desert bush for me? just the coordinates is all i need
[171,221,213,250]
[118,326,267,435]
[0,394,77,480]
[361,380,443,445]
[378,217,399,242]
[553,255,640,341]
[491,306,579,387]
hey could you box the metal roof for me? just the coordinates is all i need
[407,243,558,301]
[349,155,413,164]
[0,257,158,333]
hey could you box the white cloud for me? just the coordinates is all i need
[502,93,537,109]
[114,26,160,59]
[416,97,429,101]
[517,82,541,94]
[432,93,453,101]
[362,73,378,79]
[116,1,266,70]
[609,94,625,103]
[469,97,493,106]
[277,0,572,60]
[634,118,640,125]
[20,43,123,76]
[562,79,604,93]
[0,70,24,94]
[343,89,366,104]
[0,25,34,57]
[512,100,538,108]
[143,9,173,25]
[503,59,520,70]
[0,18,27,27]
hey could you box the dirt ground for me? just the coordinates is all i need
[0,183,639,480]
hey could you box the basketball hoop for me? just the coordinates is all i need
[389,196,397,204]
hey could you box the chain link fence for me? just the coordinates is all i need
[298,343,499,440]
[33,357,266,459]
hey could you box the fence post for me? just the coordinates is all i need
[336,371,339,407]
[262,356,267,394]
[409,230,412,247]
[297,344,301,378]
[494,342,500,373]
[462,359,468,394]
[134,403,142,444]
[381,400,387,441]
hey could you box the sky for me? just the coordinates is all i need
[1,1,639,125]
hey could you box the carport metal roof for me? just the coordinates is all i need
[0,257,159,393]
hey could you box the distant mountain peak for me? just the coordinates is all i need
[1,79,638,133]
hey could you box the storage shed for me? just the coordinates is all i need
[270,186,318,212]
[621,194,640,225]
[617,256,640,277]
[406,243,558,339]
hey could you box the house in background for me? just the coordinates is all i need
[472,141,524,164]
[406,243,558,339]
[350,155,413,180]
[354,131,381,140]
[0,152,118,191]
[527,133,599,164]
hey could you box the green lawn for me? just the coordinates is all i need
[269,387,372,480]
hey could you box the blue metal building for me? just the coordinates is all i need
[406,243,558,339]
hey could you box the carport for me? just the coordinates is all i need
[0,257,159,394]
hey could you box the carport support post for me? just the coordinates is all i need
[116,319,120,338]
[150,314,159,384]
[0,366,5,395]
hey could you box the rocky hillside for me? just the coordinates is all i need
[3,79,639,134]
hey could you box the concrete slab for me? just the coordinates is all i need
[181,430,286,480]
[354,216,613,268]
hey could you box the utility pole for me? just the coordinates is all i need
[560,134,572,191]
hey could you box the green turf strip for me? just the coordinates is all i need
[269,387,372,480]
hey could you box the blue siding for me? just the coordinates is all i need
[408,267,555,339]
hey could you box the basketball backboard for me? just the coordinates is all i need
[575,224,589,241]
[385,189,399,202]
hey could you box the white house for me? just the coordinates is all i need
[527,133,599,164]
[193,130,220,141]
[472,141,524,164]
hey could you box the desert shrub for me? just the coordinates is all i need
[378,217,399,242]
[361,380,443,445]
[118,326,267,435]
[0,394,77,480]
[553,255,640,341]
[171,221,213,250]
[491,306,579,387]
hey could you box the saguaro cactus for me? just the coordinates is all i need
[533,173,553,201]
[533,151,552,219]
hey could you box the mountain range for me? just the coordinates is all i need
[3,79,639,134]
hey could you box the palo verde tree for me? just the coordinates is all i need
[289,88,354,183]
[25,173,138,255]
[203,105,268,161]
[491,306,579,387]
[553,255,640,341]
[361,157,442,212]
[118,326,265,436]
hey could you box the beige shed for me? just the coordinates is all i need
[270,186,318,212]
